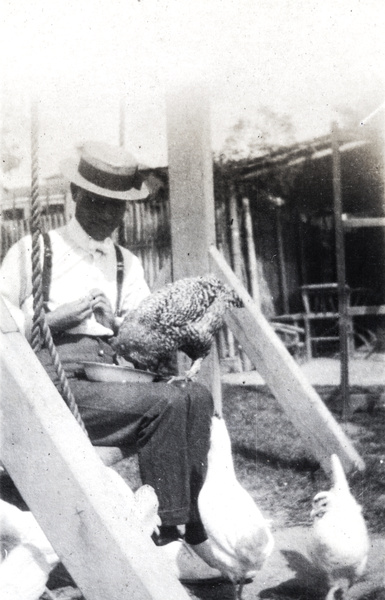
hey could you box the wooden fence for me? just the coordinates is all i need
[0,196,172,291]
[119,197,172,291]
[1,212,67,262]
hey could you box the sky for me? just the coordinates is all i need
[2,0,384,185]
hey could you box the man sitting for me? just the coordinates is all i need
[0,141,222,583]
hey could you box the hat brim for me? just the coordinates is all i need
[60,157,149,201]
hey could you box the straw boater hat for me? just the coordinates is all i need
[60,141,149,201]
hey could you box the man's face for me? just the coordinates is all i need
[75,190,126,240]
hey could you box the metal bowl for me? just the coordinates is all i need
[82,362,156,383]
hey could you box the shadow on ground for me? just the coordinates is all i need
[185,528,385,600]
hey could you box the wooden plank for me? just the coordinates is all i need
[348,305,385,316]
[343,217,385,228]
[166,83,222,411]
[0,299,190,600]
[332,122,350,419]
[275,306,385,319]
[209,245,365,475]
[273,313,304,322]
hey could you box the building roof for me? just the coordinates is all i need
[222,129,376,181]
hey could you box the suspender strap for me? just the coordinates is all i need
[114,243,124,317]
[42,233,125,316]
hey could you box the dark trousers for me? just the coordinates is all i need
[36,335,213,526]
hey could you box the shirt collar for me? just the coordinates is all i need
[66,217,114,255]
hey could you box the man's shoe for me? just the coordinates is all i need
[158,540,226,584]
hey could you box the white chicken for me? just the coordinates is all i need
[0,499,59,600]
[198,415,274,600]
[0,470,160,600]
[307,454,369,600]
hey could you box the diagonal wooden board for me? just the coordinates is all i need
[209,245,365,475]
[0,297,190,600]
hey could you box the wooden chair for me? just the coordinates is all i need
[300,283,354,360]
[270,321,305,358]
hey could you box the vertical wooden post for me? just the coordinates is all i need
[332,122,350,419]
[166,85,216,279]
[118,96,127,245]
[229,184,244,282]
[276,203,290,314]
[224,186,240,367]
[166,83,222,412]
[64,189,74,221]
[382,109,385,300]
[228,184,252,371]
[119,97,126,147]
[298,212,308,285]
[242,196,260,307]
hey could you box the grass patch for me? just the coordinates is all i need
[222,384,385,534]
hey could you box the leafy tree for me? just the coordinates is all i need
[216,106,296,164]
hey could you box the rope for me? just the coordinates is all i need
[29,100,88,436]
[39,317,88,434]
[30,101,44,352]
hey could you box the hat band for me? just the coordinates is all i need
[78,158,142,192]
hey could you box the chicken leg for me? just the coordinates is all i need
[236,579,245,600]
[167,357,204,384]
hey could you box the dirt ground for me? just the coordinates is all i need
[130,360,385,600]
[4,356,385,599]
[184,373,385,600]
[183,530,385,600]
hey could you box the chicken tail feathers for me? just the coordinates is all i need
[234,525,274,571]
[330,454,350,495]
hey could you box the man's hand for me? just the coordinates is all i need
[89,288,115,331]
[45,297,93,333]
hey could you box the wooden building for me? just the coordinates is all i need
[217,123,385,358]
[219,128,384,310]
[2,124,384,357]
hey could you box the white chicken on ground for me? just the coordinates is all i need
[0,499,59,600]
[307,453,370,600]
[198,414,274,600]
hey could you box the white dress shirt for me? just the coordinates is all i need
[0,217,150,339]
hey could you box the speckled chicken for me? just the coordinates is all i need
[113,275,242,380]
